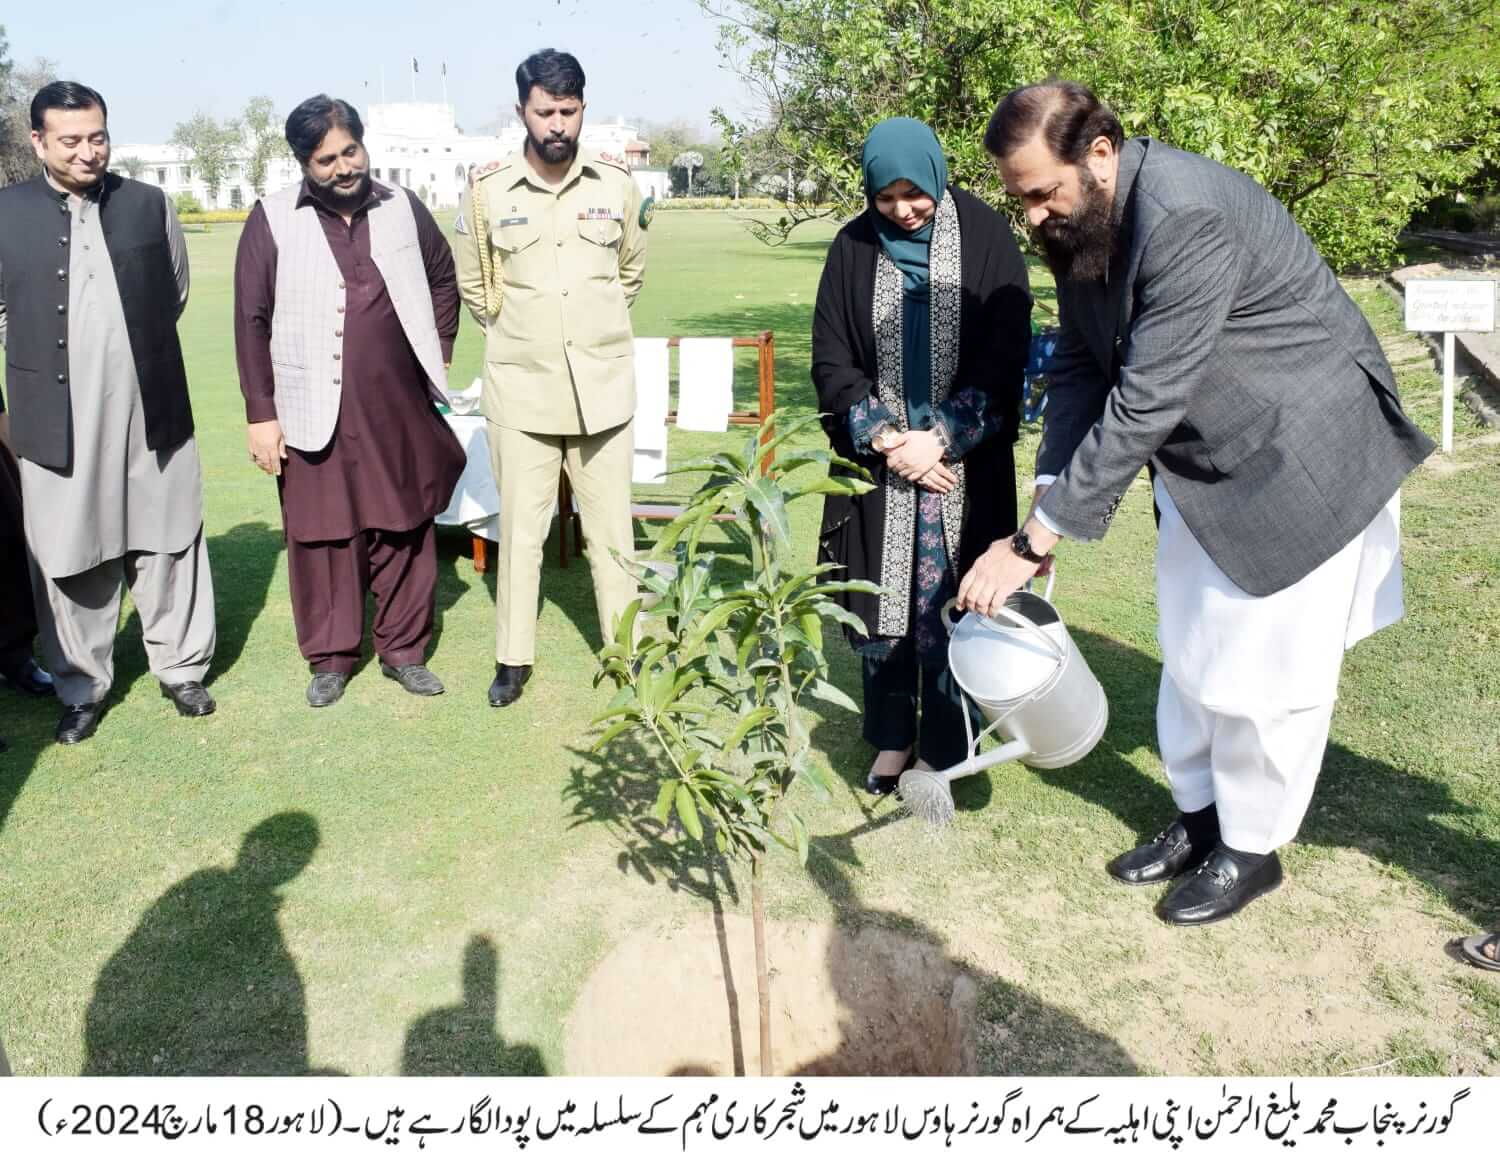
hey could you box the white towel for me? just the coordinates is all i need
[633,338,671,452]
[676,337,735,432]
[633,446,668,486]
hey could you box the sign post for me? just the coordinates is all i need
[1403,278,1496,454]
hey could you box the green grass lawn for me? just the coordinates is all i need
[1,211,1496,1076]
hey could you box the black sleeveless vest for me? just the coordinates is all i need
[0,173,192,469]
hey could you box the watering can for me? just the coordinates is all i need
[898,574,1108,826]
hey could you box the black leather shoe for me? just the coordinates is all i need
[488,663,532,707]
[56,703,103,745]
[1155,848,1284,926]
[1106,819,1213,886]
[381,662,444,696]
[0,654,55,697]
[864,752,915,796]
[161,680,215,717]
[306,671,349,708]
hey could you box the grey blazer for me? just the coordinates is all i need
[1037,138,1434,596]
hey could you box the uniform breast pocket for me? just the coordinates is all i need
[491,222,540,256]
[576,218,622,279]
[491,222,541,288]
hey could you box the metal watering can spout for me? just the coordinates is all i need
[900,570,1109,827]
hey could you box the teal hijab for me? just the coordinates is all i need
[861,117,949,292]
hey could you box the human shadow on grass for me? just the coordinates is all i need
[0,683,47,840]
[563,740,1136,1075]
[82,811,341,1075]
[109,520,284,699]
[400,934,547,1075]
[431,528,495,661]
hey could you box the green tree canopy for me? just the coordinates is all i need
[169,111,242,208]
[241,95,289,197]
[706,0,1500,268]
[0,29,58,187]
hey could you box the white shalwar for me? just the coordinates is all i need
[1153,476,1403,853]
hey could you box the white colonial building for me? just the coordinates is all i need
[111,101,663,212]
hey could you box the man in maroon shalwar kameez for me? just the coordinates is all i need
[233,95,464,707]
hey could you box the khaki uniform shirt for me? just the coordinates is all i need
[455,148,646,435]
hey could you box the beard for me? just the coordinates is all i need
[527,127,578,167]
[1035,167,1115,282]
[308,167,371,208]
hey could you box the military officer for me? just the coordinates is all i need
[454,49,647,709]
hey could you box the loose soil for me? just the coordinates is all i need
[564,915,978,1075]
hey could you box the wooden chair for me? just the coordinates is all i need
[557,330,776,566]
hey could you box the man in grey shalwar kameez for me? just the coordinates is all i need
[0,82,216,745]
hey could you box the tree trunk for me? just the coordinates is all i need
[751,852,772,1076]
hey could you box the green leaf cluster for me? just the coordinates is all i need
[705,0,1500,269]
[590,411,881,869]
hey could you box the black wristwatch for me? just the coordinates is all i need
[1010,529,1048,564]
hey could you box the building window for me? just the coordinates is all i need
[156,167,168,185]
[230,187,243,209]
[181,165,193,183]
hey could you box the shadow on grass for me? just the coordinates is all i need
[432,527,495,662]
[801,624,1499,930]
[205,521,284,682]
[564,734,750,1073]
[401,935,547,1075]
[0,451,47,839]
[82,811,341,1075]
[562,738,1137,1075]
[110,520,284,698]
[800,816,1140,1076]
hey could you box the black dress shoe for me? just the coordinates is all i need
[1155,847,1284,926]
[0,654,55,697]
[488,663,532,708]
[1106,819,1213,886]
[56,703,103,745]
[306,671,349,708]
[864,752,915,796]
[161,680,216,717]
[381,662,444,696]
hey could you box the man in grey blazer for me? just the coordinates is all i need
[958,80,1434,925]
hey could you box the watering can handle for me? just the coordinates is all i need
[940,565,1059,635]
[939,592,1067,660]
[1027,568,1057,603]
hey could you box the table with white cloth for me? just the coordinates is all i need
[435,413,500,570]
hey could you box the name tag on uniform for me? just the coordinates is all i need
[578,209,623,221]
[497,216,529,227]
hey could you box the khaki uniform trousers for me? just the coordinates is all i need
[488,419,636,665]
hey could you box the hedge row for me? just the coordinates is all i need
[655,197,807,211]
[178,210,252,224]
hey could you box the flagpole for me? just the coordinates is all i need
[441,62,448,107]
[411,57,418,102]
